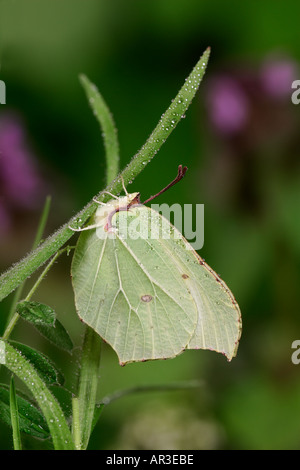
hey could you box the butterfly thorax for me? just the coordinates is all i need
[95,192,140,231]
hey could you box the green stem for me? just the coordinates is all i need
[76,73,122,448]
[2,314,18,341]
[119,48,211,189]
[25,245,74,301]
[100,380,204,406]
[76,326,101,449]
[0,48,210,304]
[91,380,204,433]
[4,196,52,332]
[31,195,52,250]
[2,246,74,340]
[10,376,22,450]
[71,396,81,450]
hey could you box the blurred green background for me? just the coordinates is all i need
[1,0,300,450]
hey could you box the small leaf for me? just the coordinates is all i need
[35,319,73,351]
[16,300,73,351]
[9,341,64,385]
[0,383,50,439]
[16,300,55,326]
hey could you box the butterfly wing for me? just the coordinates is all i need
[71,212,198,365]
[71,203,241,364]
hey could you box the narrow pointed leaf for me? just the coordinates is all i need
[80,74,120,184]
[0,341,74,450]
[35,319,73,351]
[9,341,64,385]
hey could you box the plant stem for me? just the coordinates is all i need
[76,326,101,449]
[75,73,122,448]
[100,380,204,406]
[1,246,74,340]
[71,396,81,450]
[32,195,52,250]
[10,376,22,450]
[0,48,210,304]
[3,196,52,332]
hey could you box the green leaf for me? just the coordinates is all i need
[9,341,64,385]
[0,383,49,440]
[35,318,73,351]
[16,300,55,326]
[0,341,74,449]
[15,299,73,351]
[10,377,22,449]
[80,74,120,184]
[0,48,210,304]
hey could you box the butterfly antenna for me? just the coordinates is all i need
[143,165,188,205]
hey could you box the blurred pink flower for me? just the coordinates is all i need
[206,76,249,135]
[260,58,298,99]
[0,112,46,235]
[205,55,299,139]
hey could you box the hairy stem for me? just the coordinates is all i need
[1,246,74,340]
[3,196,52,331]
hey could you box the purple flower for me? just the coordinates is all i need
[206,76,249,135]
[0,112,46,235]
[260,58,298,99]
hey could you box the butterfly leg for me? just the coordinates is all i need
[68,222,102,232]
[101,191,119,200]
[120,175,129,196]
[92,197,106,205]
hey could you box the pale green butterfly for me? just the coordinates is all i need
[71,166,242,365]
